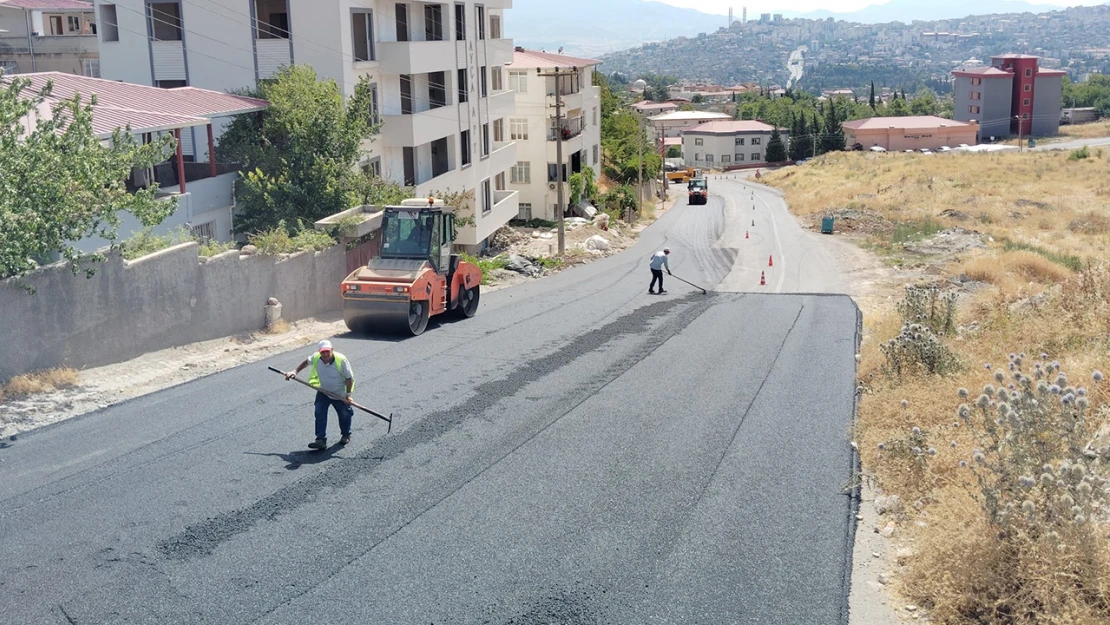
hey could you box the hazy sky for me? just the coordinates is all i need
[650,0,1107,15]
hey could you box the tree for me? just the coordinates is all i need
[869,81,876,109]
[216,65,381,235]
[790,113,812,161]
[819,101,845,153]
[0,74,177,281]
[909,87,938,116]
[765,127,788,163]
[691,94,705,104]
[887,96,910,116]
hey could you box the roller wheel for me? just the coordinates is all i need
[407,300,431,336]
[455,285,480,318]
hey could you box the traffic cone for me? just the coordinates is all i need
[745,230,749,239]
[760,271,766,286]
[768,255,774,267]
[751,219,755,227]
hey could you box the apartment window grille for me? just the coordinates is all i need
[722,155,730,163]
[191,221,217,243]
[592,144,598,165]
[706,154,714,163]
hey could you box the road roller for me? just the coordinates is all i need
[341,198,482,336]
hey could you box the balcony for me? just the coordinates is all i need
[381,103,461,147]
[485,38,513,66]
[548,115,586,141]
[546,90,584,112]
[486,89,515,120]
[379,40,462,75]
[457,189,518,246]
[0,34,97,55]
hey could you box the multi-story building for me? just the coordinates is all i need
[681,120,788,169]
[953,53,1064,139]
[0,0,100,76]
[647,110,730,144]
[91,0,517,249]
[505,48,600,222]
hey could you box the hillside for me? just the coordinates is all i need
[598,4,1110,93]
[791,0,1058,23]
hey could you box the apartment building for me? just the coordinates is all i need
[952,53,1064,139]
[92,0,517,248]
[0,0,100,76]
[681,120,787,169]
[505,48,600,222]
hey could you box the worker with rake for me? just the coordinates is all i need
[284,340,354,449]
[648,247,672,294]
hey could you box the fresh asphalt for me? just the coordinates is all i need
[0,178,861,624]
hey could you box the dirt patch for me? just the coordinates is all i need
[811,208,894,235]
[902,227,988,258]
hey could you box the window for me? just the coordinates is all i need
[424,4,443,41]
[82,59,101,77]
[362,157,382,177]
[256,0,289,38]
[481,178,492,214]
[751,137,761,146]
[491,67,502,91]
[736,153,744,162]
[481,123,490,156]
[694,138,703,146]
[547,163,567,182]
[1023,98,1030,106]
[460,129,471,166]
[493,118,504,142]
[518,203,532,220]
[395,3,409,41]
[694,153,701,161]
[68,15,81,33]
[593,107,597,126]
[1022,113,1029,119]
[510,118,528,140]
[1024,84,1031,92]
[706,154,714,163]
[480,66,487,97]
[593,144,598,165]
[970,77,981,86]
[457,69,468,103]
[100,5,119,41]
[1025,68,1032,77]
[157,80,187,88]
[509,71,528,93]
[751,152,760,161]
[149,3,183,41]
[968,105,980,114]
[352,10,374,61]
[454,3,465,40]
[191,221,217,243]
[400,74,413,114]
[511,161,530,183]
[490,13,501,38]
[476,4,485,39]
[429,70,446,108]
[722,155,731,163]
[970,91,981,100]
[735,137,745,146]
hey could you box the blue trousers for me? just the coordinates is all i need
[314,392,353,440]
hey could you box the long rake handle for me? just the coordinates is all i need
[267,366,393,432]
[669,273,708,294]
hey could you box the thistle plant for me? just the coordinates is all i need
[880,322,960,378]
[896,284,957,336]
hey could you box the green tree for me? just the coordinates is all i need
[216,65,382,234]
[790,113,812,161]
[909,87,938,116]
[869,80,876,109]
[888,96,910,116]
[691,94,705,104]
[0,74,177,281]
[765,127,788,163]
[819,101,845,153]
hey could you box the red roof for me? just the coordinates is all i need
[842,116,973,131]
[4,72,267,137]
[507,49,601,70]
[0,0,93,10]
[685,120,782,134]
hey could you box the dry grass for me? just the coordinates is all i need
[263,318,291,335]
[1058,121,1110,140]
[768,152,1110,623]
[0,368,79,401]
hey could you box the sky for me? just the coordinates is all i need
[649,0,1107,15]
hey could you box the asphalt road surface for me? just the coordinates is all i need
[0,179,861,624]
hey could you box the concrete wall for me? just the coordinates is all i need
[1032,74,1062,137]
[980,78,1014,139]
[0,242,346,383]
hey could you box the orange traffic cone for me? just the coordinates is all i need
[768,254,774,267]
[745,230,749,239]
[760,271,766,286]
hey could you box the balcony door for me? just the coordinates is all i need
[396,3,409,41]
[400,75,413,115]
[424,4,443,41]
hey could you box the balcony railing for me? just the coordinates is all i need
[548,115,586,141]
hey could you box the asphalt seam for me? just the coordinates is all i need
[245,296,719,623]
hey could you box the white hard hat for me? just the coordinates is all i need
[318,340,333,352]
[663,247,671,253]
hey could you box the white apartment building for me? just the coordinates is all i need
[504,48,600,222]
[681,120,788,169]
[91,0,517,248]
[646,110,730,144]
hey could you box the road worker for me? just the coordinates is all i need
[285,340,354,449]
[648,248,672,294]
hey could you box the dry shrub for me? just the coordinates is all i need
[1,368,79,400]
[263,318,290,335]
[962,251,1074,286]
[1069,212,1110,236]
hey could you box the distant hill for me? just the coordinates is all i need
[509,0,726,58]
[789,0,1061,23]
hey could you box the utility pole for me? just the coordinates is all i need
[636,115,644,223]
[1016,115,1023,153]
[537,66,579,254]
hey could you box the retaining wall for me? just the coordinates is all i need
[0,243,346,383]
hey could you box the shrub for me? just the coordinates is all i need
[460,253,508,285]
[248,220,336,254]
[896,284,957,335]
[880,322,960,378]
[120,227,195,260]
[1002,239,1083,272]
[1068,145,1091,161]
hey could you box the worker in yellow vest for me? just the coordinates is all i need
[285,340,354,449]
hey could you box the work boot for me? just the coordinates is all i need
[308,438,327,450]
[648,290,656,294]
[659,289,667,294]
[339,435,351,445]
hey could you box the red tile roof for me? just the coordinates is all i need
[4,72,268,137]
[0,0,93,10]
[685,120,782,134]
[842,116,973,131]
[507,49,601,70]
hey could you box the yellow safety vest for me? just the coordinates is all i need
[308,352,354,392]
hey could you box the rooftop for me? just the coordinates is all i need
[953,67,1013,77]
[842,116,974,131]
[648,111,731,123]
[4,72,268,137]
[0,0,94,10]
[507,48,601,70]
[684,120,781,134]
